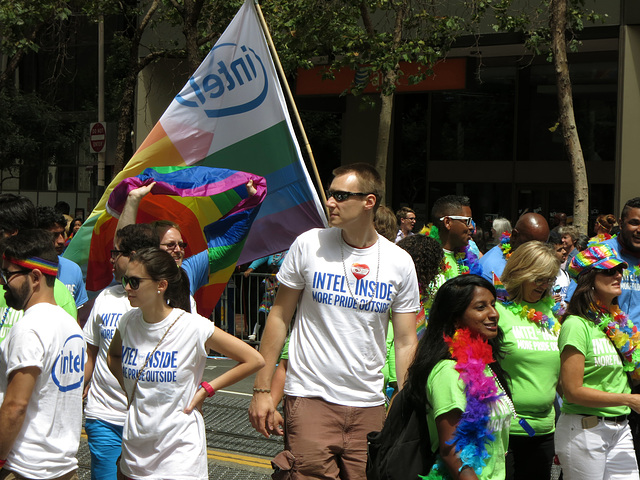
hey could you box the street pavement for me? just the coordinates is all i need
[77,357,282,479]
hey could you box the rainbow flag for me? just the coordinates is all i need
[65,0,327,315]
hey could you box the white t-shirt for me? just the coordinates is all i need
[0,303,85,479]
[279,228,420,407]
[117,308,215,480]
[83,285,132,425]
[554,268,571,303]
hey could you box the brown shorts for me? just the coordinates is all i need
[281,396,385,480]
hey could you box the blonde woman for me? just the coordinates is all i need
[496,241,562,480]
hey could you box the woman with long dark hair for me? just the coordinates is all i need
[107,247,264,479]
[405,275,512,479]
[556,245,640,480]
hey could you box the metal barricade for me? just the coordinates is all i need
[214,272,277,345]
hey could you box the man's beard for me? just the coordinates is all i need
[5,280,31,310]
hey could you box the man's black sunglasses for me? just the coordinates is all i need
[325,190,375,202]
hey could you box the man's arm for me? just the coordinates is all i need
[116,183,155,232]
[0,367,39,459]
[391,311,418,390]
[107,330,125,391]
[248,285,301,437]
[83,343,99,398]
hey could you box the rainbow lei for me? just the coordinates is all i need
[420,328,504,479]
[588,302,640,380]
[429,225,482,276]
[587,233,613,247]
[499,232,512,259]
[500,296,562,336]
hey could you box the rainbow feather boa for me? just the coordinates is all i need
[588,302,640,380]
[420,328,504,479]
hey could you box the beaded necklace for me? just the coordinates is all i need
[0,307,10,338]
[339,233,380,308]
[499,232,512,259]
[587,301,640,380]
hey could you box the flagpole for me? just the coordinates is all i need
[252,0,329,219]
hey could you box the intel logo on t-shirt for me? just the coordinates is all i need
[52,334,85,392]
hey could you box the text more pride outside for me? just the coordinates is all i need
[311,271,394,314]
[121,346,180,383]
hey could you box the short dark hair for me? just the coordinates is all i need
[396,206,415,223]
[621,197,640,221]
[115,224,159,255]
[129,248,191,312]
[0,194,36,233]
[431,195,471,225]
[151,220,181,238]
[548,230,563,246]
[332,163,383,211]
[36,206,67,230]
[3,229,58,287]
[54,201,71,216]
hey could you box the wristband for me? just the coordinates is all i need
[0,458,6,468]
[253,387,271,394]
[200,382,215,397]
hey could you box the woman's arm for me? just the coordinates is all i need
[184,328,265,414]
[560,346,640,411]
[435,410,479,480]
[106,329,126,392]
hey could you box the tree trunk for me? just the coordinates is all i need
[113,75,137,175]
[375,73,396,202]
[550,0,589,233]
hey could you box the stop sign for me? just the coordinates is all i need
[90,122,106,153]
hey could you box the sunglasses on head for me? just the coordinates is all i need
[325,190,375,202]
[121,275,153,290]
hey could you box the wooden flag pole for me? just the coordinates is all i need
[252,0,329,220]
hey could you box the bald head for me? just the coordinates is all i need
[511,213,550,250]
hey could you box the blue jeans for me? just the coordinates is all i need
[85,418,124,480]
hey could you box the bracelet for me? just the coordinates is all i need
[253,388,271,394]
[0,458,6,468]
[200,382,215,397]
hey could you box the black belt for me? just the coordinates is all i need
[581,414,627,423]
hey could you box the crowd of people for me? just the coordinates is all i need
[1,170,640,480]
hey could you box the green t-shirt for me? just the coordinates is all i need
[0,280,77,344]
[426,359,511,480]
[442,250,460,279]
[558,314,631,417]
[496,299,560,436]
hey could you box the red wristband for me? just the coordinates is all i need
[200,381,215,397]
[0,458,6,468]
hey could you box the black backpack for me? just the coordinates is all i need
[366,388,435,480]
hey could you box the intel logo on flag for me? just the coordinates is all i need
[52,334,85,392]
[175,43,268,118]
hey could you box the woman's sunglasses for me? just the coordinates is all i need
[121,275,153,290]
[600,265,625,276]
